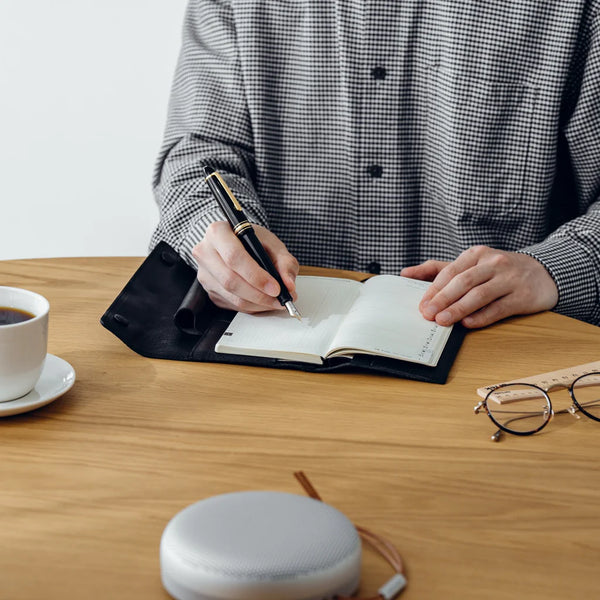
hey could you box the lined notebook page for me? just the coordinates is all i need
[328,275,452,367]
[215,277,362,364]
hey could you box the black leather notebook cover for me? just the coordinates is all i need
[100,242,466,384]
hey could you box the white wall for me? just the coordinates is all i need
[0,0,188,260]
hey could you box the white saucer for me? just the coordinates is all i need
[0,354,75,417]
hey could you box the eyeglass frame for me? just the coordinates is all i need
[474,371,600,442]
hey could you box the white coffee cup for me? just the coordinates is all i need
[0,287,49,402]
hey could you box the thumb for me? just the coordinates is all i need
[255,225,299,295]
[401,260,448,281]
[274,252,299,297]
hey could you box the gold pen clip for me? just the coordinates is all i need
[207,171,243,212]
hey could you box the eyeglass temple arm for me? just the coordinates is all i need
[474,400,503,442]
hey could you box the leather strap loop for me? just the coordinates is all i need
[293,471,406,600]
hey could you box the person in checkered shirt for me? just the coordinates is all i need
[152,1,600,328]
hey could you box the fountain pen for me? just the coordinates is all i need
[203,166,302,320]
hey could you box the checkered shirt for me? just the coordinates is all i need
[151,0,600,326]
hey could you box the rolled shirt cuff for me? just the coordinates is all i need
[519,235,599,325]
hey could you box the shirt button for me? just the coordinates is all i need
[371,66,387,80]
[367,164,383,178]
[367,261,381,274]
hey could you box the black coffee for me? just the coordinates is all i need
[0,307,35,325]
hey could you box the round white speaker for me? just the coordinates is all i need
[160,491,362,600]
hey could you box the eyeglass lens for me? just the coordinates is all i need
[485,384,550,435]
[572,373,600,420]
[484,373,600,436]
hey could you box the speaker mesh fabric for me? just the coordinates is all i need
[160,491,362,600]
[163,491,359,578]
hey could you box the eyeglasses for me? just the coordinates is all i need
[474,372,600,442]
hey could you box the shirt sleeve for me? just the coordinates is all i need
[520,9,600,326]
[150,0,268,267]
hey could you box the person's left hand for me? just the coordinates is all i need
[400,246,559,329]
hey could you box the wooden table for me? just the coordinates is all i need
[1,257,599,600]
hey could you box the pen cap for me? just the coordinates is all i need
[160,491,361,600]
[204,167,247,226]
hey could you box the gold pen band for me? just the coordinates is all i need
[233,221,253,236]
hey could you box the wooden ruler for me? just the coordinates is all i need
[476,360,600,401]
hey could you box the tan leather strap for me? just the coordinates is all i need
[294,471,406,600]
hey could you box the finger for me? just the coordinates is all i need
[274,254,300,300]
[266,244,299,293]
[421,264,495,320]
[209,263,282,310]
[429,246,489,289]
[461,295,522,329]
[401,260,448,282]
[213,228,282,298]
[199,265,283,312]
[206,287,284,314]
[196,245,282,311]
[419,264,464,307]
[255,225,300,299]
[420,246,489,309]
[432,279,509,326]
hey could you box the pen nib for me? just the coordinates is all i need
[285,301,302,321]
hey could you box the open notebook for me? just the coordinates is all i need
[215,275,453,367]
[101,242,466,383]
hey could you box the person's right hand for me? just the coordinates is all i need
[192,222,299,313]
